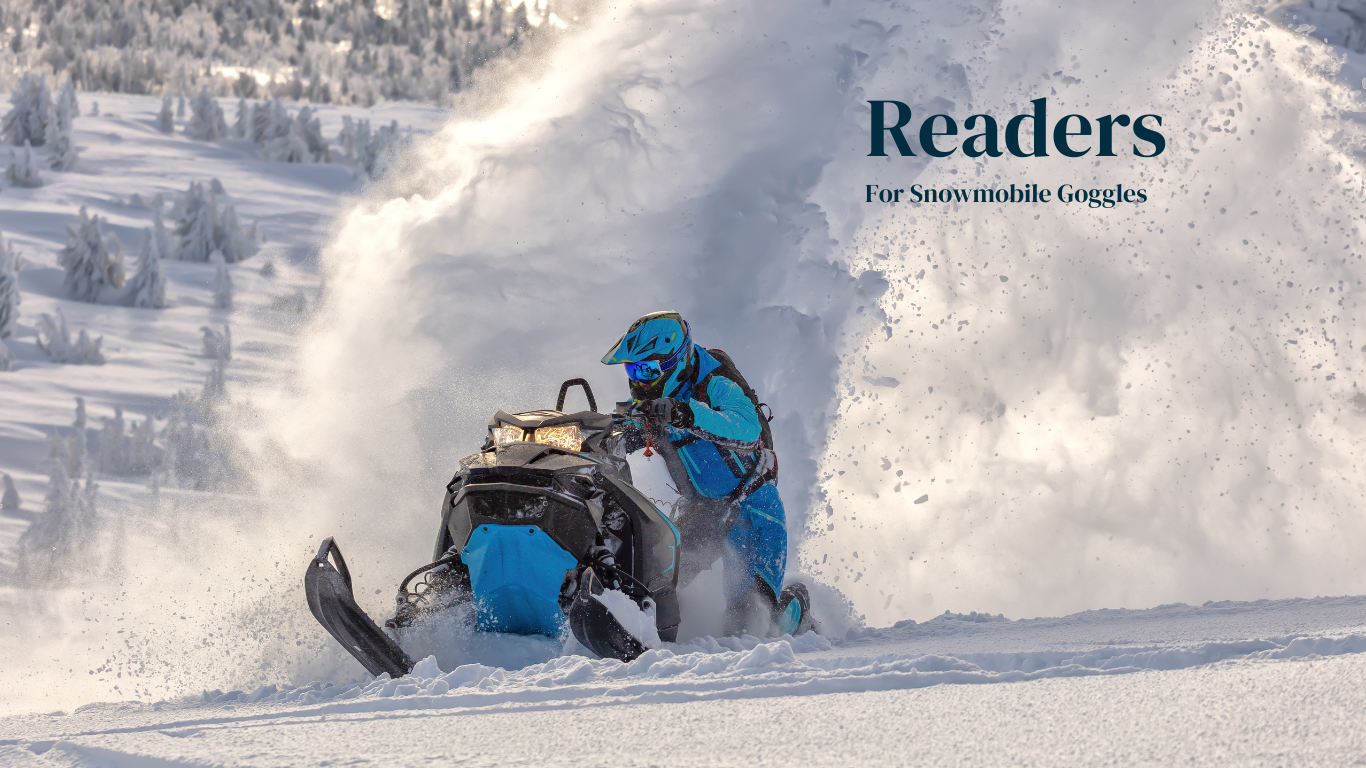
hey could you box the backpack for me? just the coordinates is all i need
[697,348,774,451]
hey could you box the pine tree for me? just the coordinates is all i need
[0,338,11,372]
[61,80,79,118]
[58,207,125,301]
[171,182,217,262]
[5,141,43,187]
[45,82,79,171]
[156,94,174,134]
[67,397,87,478]
[211,250,233,309]
[176,85,185,118]
[2,73,51,147]
[185,87,228,140]
[124,228,167,308]
[153,206,172,261]
[0,232,19,339]
[17,460,99,587]
[217,203,257,262]
[126,415,160,475]
[201,324,231,361]
[234,96,249,138]
[98,406,126,473]
[169,181,256,262]
[35,310,105,365]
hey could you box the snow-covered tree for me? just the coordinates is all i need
[0,339,11,372]
[60,80,79,118]
[261,105,331,163]
[6,142,43,187]
[58,207,125,302]
[153,206,172,261]
[170,181,217,262]
[201,324,232,361]
[17,461,99,587]
[234,97,249,138]
[2,73,50,147]
[47,397,87,480]
[157,358,246,492]
[0,233,19,339]
[45,82,79,171]
[98,406,126,473]
[156,94,174,134]
[176,86,185,119]
[126,415,160,475]
[36,310,105,365]
[0,0,541,106]
[337,116,363,161]
[248,100,289,144]
[169,181,258,263]
[349,119,407,179]
[124,228,167,309]
[185,87,228,141]
[1,472,19,509]
[211,250,233,309]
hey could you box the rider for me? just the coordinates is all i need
[602,311,812,636]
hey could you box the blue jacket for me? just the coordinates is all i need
[638,349,764,499]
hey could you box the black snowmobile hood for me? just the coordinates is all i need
[489,409,613,431]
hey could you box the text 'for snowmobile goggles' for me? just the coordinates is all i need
[493,423,585,452]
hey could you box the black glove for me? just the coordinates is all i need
[645,397,694,429]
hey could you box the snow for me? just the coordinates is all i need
[1,0,1366,762]
[595,588,664,649]
[1,595,1364,765]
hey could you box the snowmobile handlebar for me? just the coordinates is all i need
[557,378,597,412]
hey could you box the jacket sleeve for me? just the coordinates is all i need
[686,377,763,449]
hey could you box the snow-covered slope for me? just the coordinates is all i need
[0,92,443,548]
[2,595,1364,766]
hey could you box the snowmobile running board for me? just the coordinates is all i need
[305,537,415,679]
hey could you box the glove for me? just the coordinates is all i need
[645,397,694,429]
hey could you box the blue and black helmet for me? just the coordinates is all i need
[602,311,694,400]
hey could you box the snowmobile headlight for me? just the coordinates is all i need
[493,425,529,446]
[533,424,584,452]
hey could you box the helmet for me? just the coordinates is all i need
[601,311,693,400]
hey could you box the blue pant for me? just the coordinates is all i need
[676,482,788,608]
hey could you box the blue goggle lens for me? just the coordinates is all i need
[625,360,664,382]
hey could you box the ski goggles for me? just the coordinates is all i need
[625,360,668,383]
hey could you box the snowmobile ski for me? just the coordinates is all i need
[304,537,415,678]
[568,565,650,662]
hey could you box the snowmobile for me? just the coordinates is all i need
[305,379,681,678]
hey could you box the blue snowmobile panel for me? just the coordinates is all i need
[462,524,579,636]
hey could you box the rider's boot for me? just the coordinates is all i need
[774,582,817,636]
